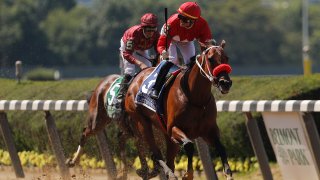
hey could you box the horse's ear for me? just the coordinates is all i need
[220,40,226,48]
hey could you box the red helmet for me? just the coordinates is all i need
[140,13,158,27]
[177,2,201,20]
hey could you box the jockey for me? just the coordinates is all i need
[150,2,214,99]
[116,13,160,106]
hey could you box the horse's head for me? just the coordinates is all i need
[199,40,232,94]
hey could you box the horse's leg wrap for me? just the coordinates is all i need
[158,160,177,180]
[214,137,232,178]
[66,127,88,167]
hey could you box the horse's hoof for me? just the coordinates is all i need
[182,171,194,180]
[148,168,160,179]
[136,169,144,177]
[65,158,75,168]
[115,169,128,180]
[167,176,178,180]
[224,168,233,180]
[116,173,127,180]
[136,168,148,179]
[167,172,178,180]
[226,176,233,180]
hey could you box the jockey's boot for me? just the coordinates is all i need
[149,61,173,99]
[115,74,132,108]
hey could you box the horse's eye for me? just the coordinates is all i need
[208,56,219,66]
[208,57,215,64]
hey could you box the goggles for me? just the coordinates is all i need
[144,26,157,32]
[178,14,196,24]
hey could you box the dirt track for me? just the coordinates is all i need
[0,165,282,180]
[0,166,207,180]
[0,166,153,180]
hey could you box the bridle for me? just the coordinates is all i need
[195,46,222,84]
[181,45,231,107]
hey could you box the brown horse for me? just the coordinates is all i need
[125,40,233,180]
[66,74,156,180]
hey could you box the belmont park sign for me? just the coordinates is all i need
[263,112,319,180]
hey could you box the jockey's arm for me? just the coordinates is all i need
[123,38,143,65]
[123,50,137,64]
[157,35,171,60]
[198,19,213,52]
[151,34,160,66]
[123,50,147,69]
[157,35,171,54]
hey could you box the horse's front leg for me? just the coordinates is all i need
[136,117,177,180]
[65,124,92,167]
[134,137,154,180]
[205,128,233,180]
[66,98,109,167]
[125,117,153,180]
[116,130,129,180]
[171,126,194,180]
[165,134,180,171]
[214,137,233,180]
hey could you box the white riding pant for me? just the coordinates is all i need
[119,39,152,76]
[168,41,195,65]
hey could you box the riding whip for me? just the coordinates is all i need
[165,7,168,53]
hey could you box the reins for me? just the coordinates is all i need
[180,46,226,109]
[181,54,214,109]
[195,46,220,83]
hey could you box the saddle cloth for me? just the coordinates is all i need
[104,76,123,119]
[135,61,180,113]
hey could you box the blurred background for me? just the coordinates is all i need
[0,0,319,79]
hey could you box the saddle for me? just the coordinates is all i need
[135,61,180,113]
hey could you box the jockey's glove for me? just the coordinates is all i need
[161,50,169,60]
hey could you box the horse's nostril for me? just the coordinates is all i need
[219,80,232,89]
[218,80,225,86]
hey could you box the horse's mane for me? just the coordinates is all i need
[179,58,196,100]
[186,55,197,70]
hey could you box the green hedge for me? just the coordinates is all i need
[24,68,60,81]
[0,74,319,160]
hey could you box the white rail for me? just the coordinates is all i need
[1,100,320,112]
[1,99,319,180]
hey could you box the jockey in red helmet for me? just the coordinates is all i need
[177,1,201,28]
[157,2,213,64]
[150,2,215,99]
[116,13,160,107]
[141,13,158,38]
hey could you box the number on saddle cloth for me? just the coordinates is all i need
[105,77,123,119]
[135,61,180,113]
